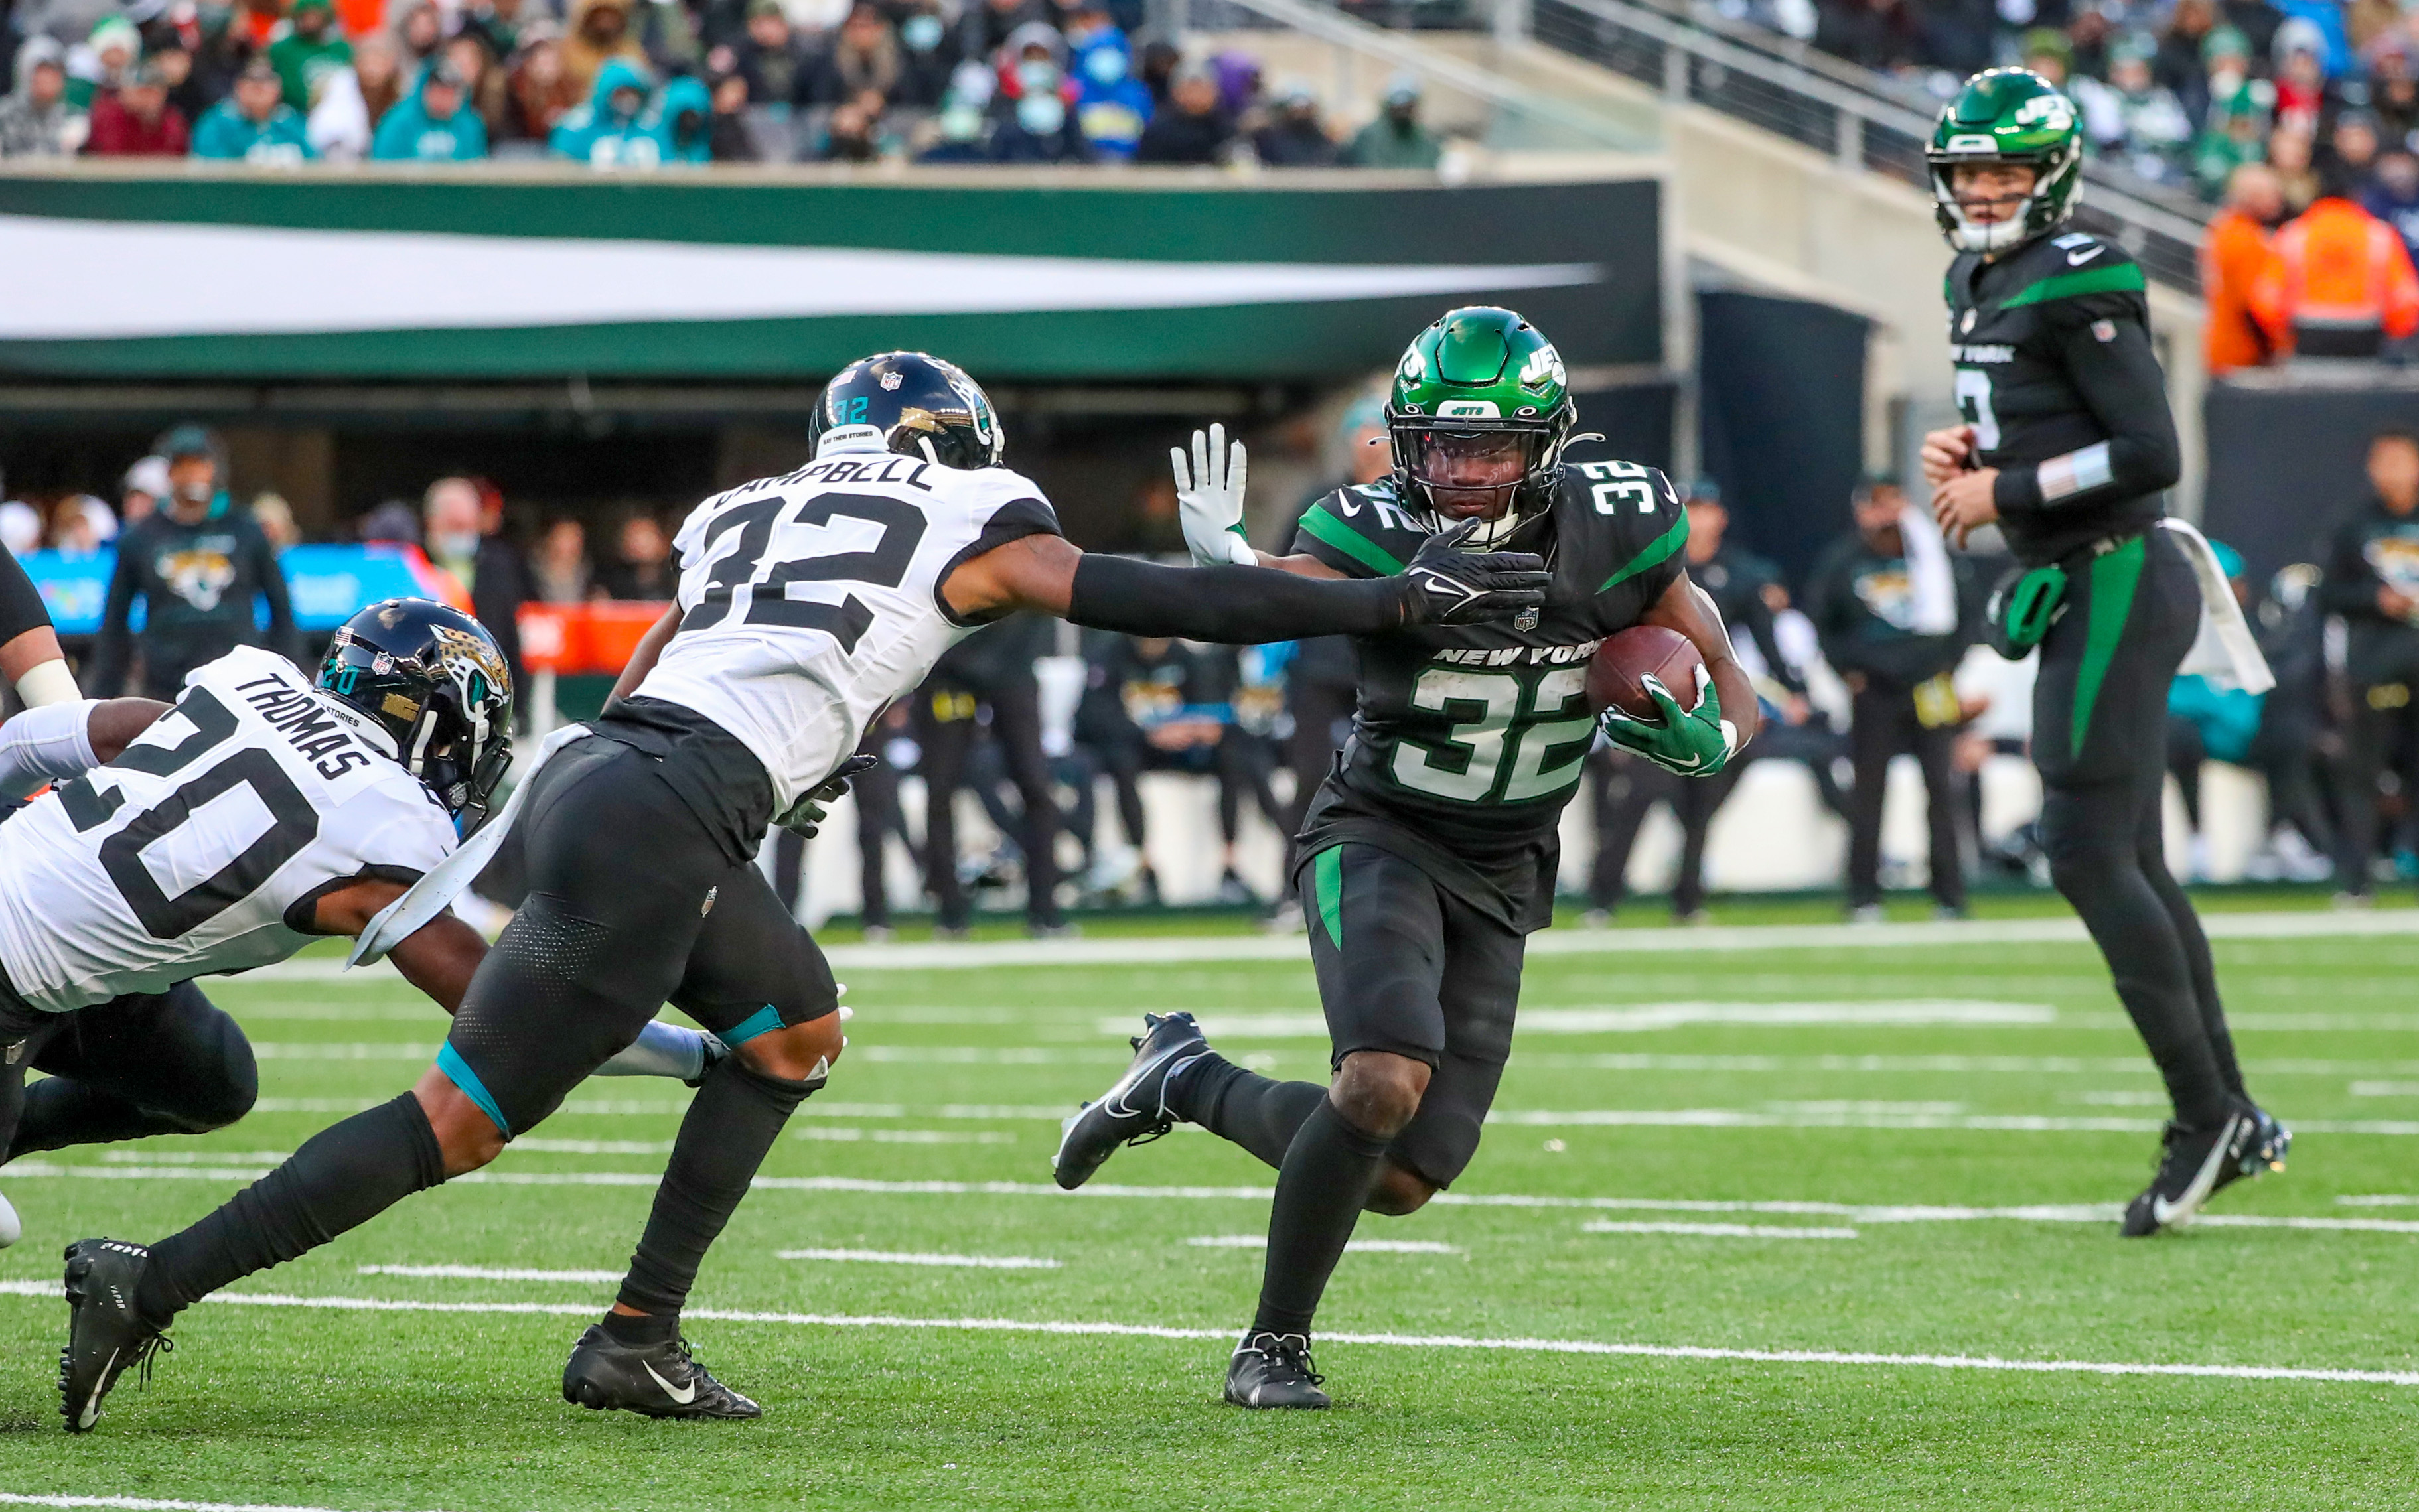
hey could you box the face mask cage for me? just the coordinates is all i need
[1390,422,1559,547]
[1927,144,2077,253]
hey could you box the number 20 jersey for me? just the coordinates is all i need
[1289,462,1688,929]
[0,647,457,1015]
[632,441,1061,811]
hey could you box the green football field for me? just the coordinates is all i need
[4,904,2417,1511]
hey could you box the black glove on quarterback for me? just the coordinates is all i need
[1398,521,1553,628]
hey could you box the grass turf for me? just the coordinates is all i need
[2,913,2416,1509]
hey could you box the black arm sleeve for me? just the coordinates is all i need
[1994,297,2180,514]
[0,547,52,644]
[1067,555,1407,644]
[88,545,141,697]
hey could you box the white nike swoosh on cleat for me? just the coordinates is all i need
[2151,1116,2244,1229]
[1100,1042,1198,1121]
[642,1360,698,1405]
[79,1348,118,1429]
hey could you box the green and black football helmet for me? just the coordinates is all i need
[317,598,515,826]
[1925,67,2084,253]
[809,350,1005,470]
[1386,306,1576,549]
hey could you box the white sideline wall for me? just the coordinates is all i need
[782,760,2273,926]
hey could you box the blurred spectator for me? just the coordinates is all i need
[705,68,757,159]
[988,27,1087,163]
[357,498,421,545]
[445,31,510,144]
[397,2,446,68]
[0,491,38,555]
[423,476,532,701]
[506,31,581,141]
[121,456,167,527]
[811,5,903,109]
[84,57,190,156]
[1134,59,1228,165]
[653,72,713,162]
[1064,6,1146,157]
[597,511,676,599]
[530,517,594,604]
[1806,479,1977,921]
[353,31,407,130]
[193,57,315,161]
[914,617,1066,936]
[818,94,883,160]
[2203,162,2285,374]
[462,0,539,61]
[2273,17,2329,138]
[2077,34,2193,185]
[2370,34,2418,149]
[1254,83,1335,167]
[893,0,957,106]
[250,493,300,551]
[372,58,490,160]
[49,498,107,559]
[2268,123,2321,212]
[2321,430,2419,900]
[2329,110,2381,185]
[2253,163,2419,358]
[2366,149,2419,263]
[64,14,139,112]
[735,0,812,109]
[2348,0,2406,54]
[563,0,649,100]
[2017,26,2072,89]
[1814,0,1924,72]
[90,425,297,700]
[152,46,215,129]
[308,65,373,161]
[2193,70,2273,202]
[1137,38,1178,107]
[915,90,991,161]
[2156,0,2220,123]
[2276,0,2353,78]
[1341,73,1439,169]
[550,56,660,165]
[1,36,84,156]
[957,0,1049,69]
[266,0,349,113]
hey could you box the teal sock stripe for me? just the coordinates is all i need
[435,1044,511,1138]
[717,1004,784,1050]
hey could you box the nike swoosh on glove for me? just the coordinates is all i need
[1398,521,1552,627]
[1171,423,1257,569]
[776,752,879,836]
[1599,664,1739,776]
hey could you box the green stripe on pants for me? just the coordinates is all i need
[1313,848,1345,949]
[2070,535,2146,763]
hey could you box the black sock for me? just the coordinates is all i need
[1252,1099,1390,1338]
[601,1308,679,1347]
[615,1055,817,1316]
[139,1093,445,1326]
[1167,1053,1328,1172]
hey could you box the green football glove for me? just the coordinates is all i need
[775,752,879,837]
[1599,666,1739,776]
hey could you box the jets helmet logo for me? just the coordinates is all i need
[2012,94,2073,132]
[1518,344,1566,392]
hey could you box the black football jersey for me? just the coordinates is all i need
[1946,229,2179,567]
[1287,462,1688,925]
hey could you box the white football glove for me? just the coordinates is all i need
[1171,423,1257,569]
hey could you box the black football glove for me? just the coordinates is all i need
[775,752,878,837]
[1398,522,1552,628]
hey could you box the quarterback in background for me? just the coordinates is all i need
[1054,307,1758,1408]
[1921,68,2287,1236]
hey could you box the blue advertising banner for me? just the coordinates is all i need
[20,544,463,636]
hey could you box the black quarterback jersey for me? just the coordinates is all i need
[1946,230,2181,568]
[1289,462,1688,931]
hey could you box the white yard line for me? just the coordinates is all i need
[0,1496,449,1512]
[357,1264,621,1283]
[1183,1236,1464,1254]
[776,1248,1061,1269]
[0,1280,2407,1387]
[1122,1002,2060,1039]
[794,1128,1017,1144]
[1582,1221,1862,1239]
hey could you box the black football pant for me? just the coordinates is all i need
[1586,748,1743,915]
[1845,684,1965,912]
[2033,529,2245,1130]
[1216,730,1286,850]
[916,674,1063,930]
[0,982,257,1164]
[2329,683,2419,896]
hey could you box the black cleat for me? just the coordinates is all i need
[1224,1331,1331,1409]
[59,1238,172,1433]
[562,1324,762,1420]
[1051,1011,1210,1191]
[2121,1109,2256,1237]
[2214,1101,2291,1196]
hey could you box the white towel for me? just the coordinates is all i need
[347,722,594,967]
[2160,519,2276,695]
[1899,501,1960,636]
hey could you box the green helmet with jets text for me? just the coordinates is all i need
[1386,306,1576,548]
[1925,68,2083,254]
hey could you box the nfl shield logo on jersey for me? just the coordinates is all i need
[1515,606,1540,631]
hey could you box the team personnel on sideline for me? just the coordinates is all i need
[1053,308,1758,1408]
[1920,67,2288,1235]
[58,350,1548,1432]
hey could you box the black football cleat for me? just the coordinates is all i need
[2121,1109,2256,1237]
[59,1237,173,1433]
[2213,1100,2291,1196]
[562,1324,762,1420]
[1051,1010,1210,1191]
[1224,1331,1331,1409]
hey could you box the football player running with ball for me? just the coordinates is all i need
[59,352,1550,1432]
[1053,307,1758,1409]
[1920,68,2288,1235]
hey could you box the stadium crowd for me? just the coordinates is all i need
[11,415,2419,924]
[0,0,1448,165]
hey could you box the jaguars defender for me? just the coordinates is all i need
[59,352,1546,1433]
[1053,307,1757,1409]
[1920,68,2286,1235]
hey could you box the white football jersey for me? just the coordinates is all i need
[0,647,457,1015]
[635,431,1062,807]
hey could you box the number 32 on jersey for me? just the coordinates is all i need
[1393,660,1597,805]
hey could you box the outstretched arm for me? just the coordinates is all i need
[0,696,171,798]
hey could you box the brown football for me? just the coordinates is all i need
[1586,625,1704,719]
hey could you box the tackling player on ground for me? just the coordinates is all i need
[1920,68,2287,1235]
[1052,307,1758,1408]
[57,351,1550,1431]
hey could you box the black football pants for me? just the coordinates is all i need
[1845,684,1965,912]
[0,982,257,1163]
